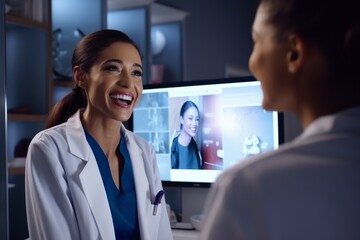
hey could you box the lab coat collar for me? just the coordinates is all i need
[296,107,360,142]
[66,110,116,240]
[65,110,155,239]
[66,109,91,161]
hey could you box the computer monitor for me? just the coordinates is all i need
[131,76,284,187]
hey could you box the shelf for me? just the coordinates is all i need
[8,113,47,122]
[8,158,26,175]
[8,167,25,175]
[6,15,49,30]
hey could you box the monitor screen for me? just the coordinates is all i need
[131,76,284,187]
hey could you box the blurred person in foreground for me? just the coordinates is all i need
[201,0,360,239]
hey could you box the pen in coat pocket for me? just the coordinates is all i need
[153,190,164,216]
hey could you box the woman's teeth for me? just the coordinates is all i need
[110,94,133,104]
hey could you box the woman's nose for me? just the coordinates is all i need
[118,69,133,87]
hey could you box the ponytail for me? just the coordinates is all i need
[46,85,87,128]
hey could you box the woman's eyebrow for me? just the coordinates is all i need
[104,59,122,64]
[104,59,143,70]
[133,63,143,70]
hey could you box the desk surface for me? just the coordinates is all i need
[172,229,200,240]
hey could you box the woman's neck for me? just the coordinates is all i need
[81,109,121,156]
[178,132,192,146]
[297,97,360,129]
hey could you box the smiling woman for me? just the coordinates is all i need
[171,100,202,170]
[73,40,143,124]
[201,0,360,239]
[25,29,173,240]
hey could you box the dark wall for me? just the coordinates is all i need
[156,0,258,81]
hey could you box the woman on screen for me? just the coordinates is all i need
[25,29,172,240]
[171,100,202,169]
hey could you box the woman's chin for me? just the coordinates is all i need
[262,100,276,112]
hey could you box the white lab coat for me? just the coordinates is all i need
[25,110,173,240]
[201,107,360,240]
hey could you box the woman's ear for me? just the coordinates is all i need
[73,66,87,87]
[286,34,306,74]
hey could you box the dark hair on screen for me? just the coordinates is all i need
[260,0,360,83]
[46,29,141,128]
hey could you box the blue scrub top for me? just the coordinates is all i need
[85,131,140,240]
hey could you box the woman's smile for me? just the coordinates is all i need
[109,92,134,107]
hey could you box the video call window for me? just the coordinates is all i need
[132,78,281,185]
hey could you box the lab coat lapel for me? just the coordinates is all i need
[123,130,152,239]
[67,111,115,240]
[79,157,115,240]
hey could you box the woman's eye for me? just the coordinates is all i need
[133,70,143,77]
[105,65,120,72]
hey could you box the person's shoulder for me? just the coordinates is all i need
[32,122,67,145]
[172,135,179,143]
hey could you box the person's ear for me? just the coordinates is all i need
[73,66,87,88]
[286,34,305,74]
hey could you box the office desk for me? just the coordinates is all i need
[172,229,200,240]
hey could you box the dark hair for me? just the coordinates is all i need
[46,29,141,128]
[260,0,360,83]
[179,101,200,129]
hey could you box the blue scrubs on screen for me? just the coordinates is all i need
[85,132,140,240]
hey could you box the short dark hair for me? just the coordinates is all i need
[260,0,360,82]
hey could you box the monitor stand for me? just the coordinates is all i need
[181,187,209,223]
